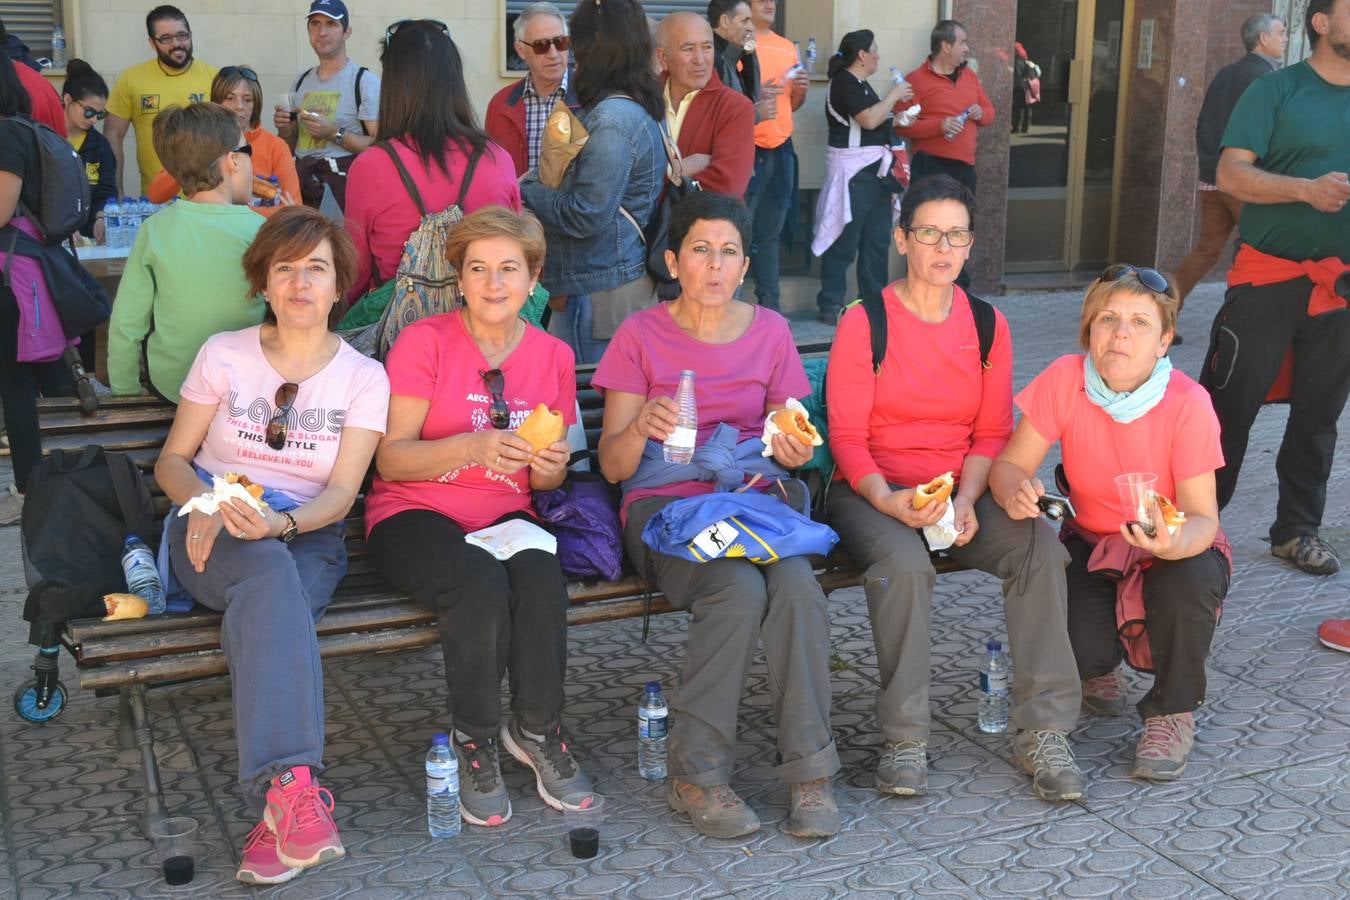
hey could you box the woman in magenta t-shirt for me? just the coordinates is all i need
[593,191,838,840]
[364,207,592,828]
[991,264,1231,783]
[155,208,389,885]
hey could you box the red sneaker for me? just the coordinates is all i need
[263,766,345,870]
[236,820,300,885]
[1318,619,1350,653]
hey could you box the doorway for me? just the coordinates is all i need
[1005,0,1130,273]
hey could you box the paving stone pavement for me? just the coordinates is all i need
[0,281,1347,898]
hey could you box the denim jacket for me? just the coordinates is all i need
[521,94,664,296]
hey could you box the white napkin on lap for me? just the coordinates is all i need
[177,476,268,517]
[464,519,557,560]
[922,502,959,551]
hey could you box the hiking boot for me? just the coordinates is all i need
[1272,535,1341,575]
[263,766,345,870]
[1318,619,1350,653]
[1013,730,1085,801]
[785,777,841,838]
[500,717,594,811]
[236,820,301,886]
[875,740,928,796]
[1081,669,1129,717]
[667,780,761,839]
[0,483,23,527]
[1133,712,1196,781]
[454,733,512,826]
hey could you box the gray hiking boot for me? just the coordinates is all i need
[453,733,512,826]
[1013,730,1085,801]
[1133,712,1196,782]
[876,740,928,796]
[785,777,841,838]
[1081,668,1129,717]
[1272,535,1341,575]
[500,717,593,811]
[667,780,761,839]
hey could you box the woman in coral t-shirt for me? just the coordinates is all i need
[991,265,1231,784]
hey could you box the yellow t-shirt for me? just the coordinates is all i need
[107,58,218,193]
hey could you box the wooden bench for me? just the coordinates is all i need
[23,345,962,834]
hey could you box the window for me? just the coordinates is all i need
[503,0,707,71]
[0,0,62,63]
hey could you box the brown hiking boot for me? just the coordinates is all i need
[1133,712,1196,781]
[784,777,841,838]
[1272,535,1341,575]
[667,780,760,839]
[1081,669,1129,717]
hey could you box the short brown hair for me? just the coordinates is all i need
[211,68,262,129]
[444,206,547,278]
[242,206,359,324]
[1078,265,1180,349]
[152,102,240,195]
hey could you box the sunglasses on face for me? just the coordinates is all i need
[385,19,451,44]
[906,225,974,248]
[266,382,299,451]
[72,102,106,121]
[152,31,192,46]
[1100,263,1171,295]
[522,35,571,54]
[232,143,253,157]
[479,369,510,430]
[218,65,259,84]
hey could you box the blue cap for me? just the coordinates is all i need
[645,681,661,692]
[307,0,348,25]
[432,731,449,745]
[987,640,1001,651]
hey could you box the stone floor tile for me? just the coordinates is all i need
[733,850,972,899]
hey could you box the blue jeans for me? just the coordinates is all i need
[548,294,609,365]
[745,139,797,310]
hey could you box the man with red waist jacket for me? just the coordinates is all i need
[486,1,581,176]
[1201,0,1350,576]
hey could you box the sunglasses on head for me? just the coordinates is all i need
[73,102,106,121]
[479,369,510,430]
[218,65,259,84]
[385,19,451,44]
[266,382,299,451]
[522,35,571,54]
[1100,263,1171,295]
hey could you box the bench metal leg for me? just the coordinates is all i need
[122,685,167,838]
[116,690,136,751]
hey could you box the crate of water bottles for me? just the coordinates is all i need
[104,196,168,252]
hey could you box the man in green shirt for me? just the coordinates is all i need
[108,102,265,402]
[1203,0,1350,575]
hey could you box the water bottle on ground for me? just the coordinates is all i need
[51,26,67,70]
[978,640,1010,733]
[805,37,818,72]
[425,732,461,837]
[121,535,165,615]
[637,681,669,779]
[662,370,698,465]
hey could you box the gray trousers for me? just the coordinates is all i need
[827,484,1080,742]
[168,513,346,815]
[625,496,841,786]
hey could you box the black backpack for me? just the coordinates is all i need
[854,290,998,375]
[0,116,89,244]
[20,446,156,647]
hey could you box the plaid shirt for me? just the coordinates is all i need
[523,72,570,171]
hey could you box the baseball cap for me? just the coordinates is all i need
[307,0,348,25]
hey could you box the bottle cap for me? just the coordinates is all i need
[679,369,695,378]
[645,680,661,693]
[432,731,450,745]
[987,640,1001,651]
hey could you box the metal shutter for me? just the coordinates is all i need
[0,0,58,61]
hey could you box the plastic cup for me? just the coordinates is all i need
[277,93,302,121]
[562,792,605,859]
[1114,472,1158,537]
[149,816,198,886]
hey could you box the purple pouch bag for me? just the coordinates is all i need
[534,473,623,581]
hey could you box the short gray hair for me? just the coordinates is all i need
[514,2,567,42]
[1241,13,1283,52]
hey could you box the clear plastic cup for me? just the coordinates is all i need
[1114,472,1158,536]
[277,93,302,121]
[562,792,605,859]
[149,816,198,886]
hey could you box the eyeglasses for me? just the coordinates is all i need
[266,382,299,451]
[1100,263,1171,295]
[384,19,451,44]
[522,35,571,54]
[218,65,259,84]
[151,31,192,46]
[906,225,974,248]
[479,369,510,430]
[73,102,106,121]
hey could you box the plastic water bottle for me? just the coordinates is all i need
[104,200,122,249]
[123,199,140,246]
[121,535,165,615]
[805,37,818,72]
[637,682,668,779]
[425,732,460,837]
[978,640,1010,733]
[267,175,281,206]
[51,26,67,70]
[890,66,906,84]
[662,370,697,465]
[945,109,972,141]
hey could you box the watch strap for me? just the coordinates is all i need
[279,510,299,543]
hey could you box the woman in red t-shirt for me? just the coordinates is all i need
[825,175,1083,804]
[364,206,591,829]
[991,265,1231,783]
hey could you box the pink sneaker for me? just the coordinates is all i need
[263,766,345,870]
[1133,712,1196,781]
[236,820,300,885]
[1318,619,1350,653]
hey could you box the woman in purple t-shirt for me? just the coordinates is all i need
[593,191,840,840]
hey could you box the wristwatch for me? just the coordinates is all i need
[278,510,299,544]
[332,126,347,147]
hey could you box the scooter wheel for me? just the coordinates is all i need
[13,678,67,722]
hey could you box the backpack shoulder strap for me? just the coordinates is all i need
[376,142,428,217]
[454,147,483,209]
[294,68,313,92]
[354,66,368,123]
[860,293,888,376]
[967,293,996,370]
[106,450,154,541]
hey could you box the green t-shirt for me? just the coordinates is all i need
[1220,61,1350,261]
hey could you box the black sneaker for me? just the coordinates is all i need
[500,717,594,811]
[453,734,511,826]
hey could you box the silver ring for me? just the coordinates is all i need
[236,531,247,540]
[495,454,502,466]
[190,533,200,539]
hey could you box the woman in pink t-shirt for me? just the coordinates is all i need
[593,191,838,840]
[364,207,592,828]
[155,208,389,886]
[991,265,1231,784]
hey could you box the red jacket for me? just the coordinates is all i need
[668,72,755,197]
[895,60,993,167]
[17,64,64,134]
[484,76,581,177]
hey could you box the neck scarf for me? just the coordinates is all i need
[1083,353,1172,424]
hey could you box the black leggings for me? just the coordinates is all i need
[0,284,73,492]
